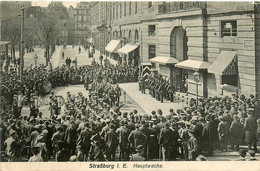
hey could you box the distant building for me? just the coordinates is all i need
[47,2,70,44]
[67,5,75,44]
[74,2,91,45]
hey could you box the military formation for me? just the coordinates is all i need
[139,74,175,103]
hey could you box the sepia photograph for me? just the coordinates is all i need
[0,0,260,168]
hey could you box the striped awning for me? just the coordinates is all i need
[117,43,139,54]
[149,56,179,65]
[105,40,121,53]
[208,51,237,75]
[175,59,210,71]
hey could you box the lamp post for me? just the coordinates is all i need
[20,6,25,85]
[193,71,200,111]
[34,54,38,69]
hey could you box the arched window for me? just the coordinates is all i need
[128,30,132,42]
[135,30,139,41]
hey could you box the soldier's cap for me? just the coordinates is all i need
[169,108,174,112]
[136,145,144,152]
[157,109,162,114]
[151,111,156,115]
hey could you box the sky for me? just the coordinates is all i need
[32,1,80,8]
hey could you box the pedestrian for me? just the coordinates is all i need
[188,129,199,161]
[244,108,257,151]
[229,115,244,151]
[105,124,118,161]
[159,122,174,161]
[217,116,229,152]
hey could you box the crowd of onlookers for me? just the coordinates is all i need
[1,46,260,162]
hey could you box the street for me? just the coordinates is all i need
[19,45,260,161]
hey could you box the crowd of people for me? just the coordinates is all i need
[1,45,260,162]
[1,89,260,162]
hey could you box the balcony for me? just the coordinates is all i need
[158,2,206,15]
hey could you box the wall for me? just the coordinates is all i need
[206,3,256,97]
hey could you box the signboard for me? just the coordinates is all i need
[244,40,254,49]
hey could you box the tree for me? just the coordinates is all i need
[1,17,21,59]
[34,13,58,66]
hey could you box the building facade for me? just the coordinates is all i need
[92,2,260,97]
[74,2,91,45]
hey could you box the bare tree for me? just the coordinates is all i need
[34,13,58,66]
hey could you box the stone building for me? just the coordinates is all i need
[47,2,70,44]
[90,1,260,97]
[74,2,91,45]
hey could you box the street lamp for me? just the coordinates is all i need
[193,71,200,110]
[34,54,38,69]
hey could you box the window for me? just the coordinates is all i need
[124,2,126,16]
[221,20,237,38]
[222,75,238,86]
[135,30,139,41]
[120,4,122,18]
[149,45,156,59]
[148,25,156,36]
[135,2,137,14]
[116,4,118,19]
[148,2,153,8]
[129,2,131,15]
[113,6,115,19]
[64,23,66,27]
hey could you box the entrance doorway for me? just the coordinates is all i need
[170,26,188,92]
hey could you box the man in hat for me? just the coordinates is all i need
[244,108,257,151]
[217,116,229,152]
[130,145,145,161]
[202,115,214,156]
[188,129,198,161]
[78,122,93,161]
[159,122,175,161]
[64,121,77,156]
[105,124,118,161]
[128,124,147,155]
[116,120,130,161]
[229,115,244,151]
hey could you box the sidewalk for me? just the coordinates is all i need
[119,82,188,115]
[92,48,118,66]
[50,46,63,68]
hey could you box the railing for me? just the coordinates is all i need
[158,2,206,14]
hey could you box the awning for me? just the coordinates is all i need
[0,41,11,46]
[117,43,139,54]
[105,40,121,53]
[149,56,179,65]
[208,51,237,75]
[175,60,210,71]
